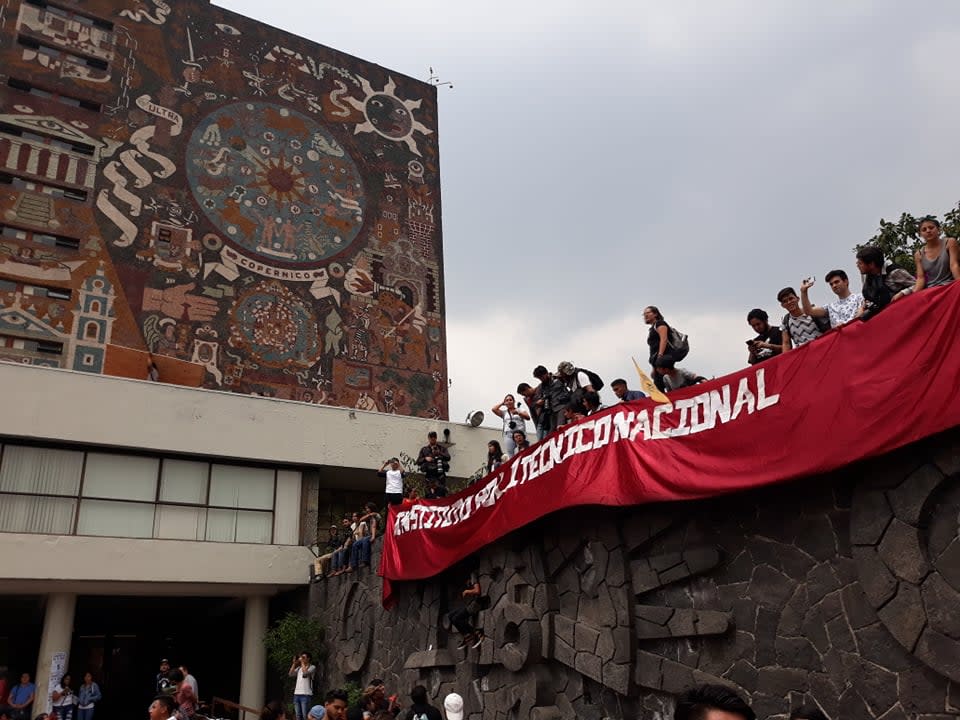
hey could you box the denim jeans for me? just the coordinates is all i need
[294,695,311,720]
[350,536,371,568]
[77,707,95,720]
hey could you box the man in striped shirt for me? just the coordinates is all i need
[777,287,829,351]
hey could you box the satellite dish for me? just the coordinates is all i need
[466,411,484,427]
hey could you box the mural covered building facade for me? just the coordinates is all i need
[0,0,448,418]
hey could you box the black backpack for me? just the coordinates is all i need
[578,367,604,392]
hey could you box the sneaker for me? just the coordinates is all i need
[471,631,484,649]
[456,636,470,650]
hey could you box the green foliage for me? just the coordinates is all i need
[857,201,960,269]
[263,612,327,699]
[343,681,364,708]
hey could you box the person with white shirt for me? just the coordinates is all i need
[800,271,864,328]
[490,394,529,457]
[178,666,198,701]
[377,458,404,507]
[289,652,316,720]
[51,673,76,720]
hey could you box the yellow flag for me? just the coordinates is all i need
[632,357,672,404]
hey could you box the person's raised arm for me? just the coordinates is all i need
[800,278,827,318]
[490,402,505,418]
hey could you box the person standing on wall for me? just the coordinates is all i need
[289,652,316,720]
[378,458,404,508]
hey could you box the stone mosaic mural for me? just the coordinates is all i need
[0,0,447,417]
[310,426,960,719]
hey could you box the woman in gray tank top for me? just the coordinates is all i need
[913,216,960,290]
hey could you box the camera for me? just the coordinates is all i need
[508,420,517,430]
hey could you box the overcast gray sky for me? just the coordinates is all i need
[218,0,960,427]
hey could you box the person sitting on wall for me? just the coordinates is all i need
[328,516,353,577]
[416,432,450,486]
[800,270,864,327]
[425,478,448,500]
[611,378,646,403]
[401,487,420,508]
[359,503,382,543]
[449,575,485,651]
[511,430,531,453]
[674,684,755,720]
[561,401,585,425]
[654,357,706,393]
[777,286,829,352]
[378,458,405,508]
[855,245,915,320]
[745,309,783,365]
[581,390,606,416]
[347,511,370,573]
[315,525,340,578]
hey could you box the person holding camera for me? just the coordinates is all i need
[491,394,530,457]
[745,309,783,365]
[416,431,451,485]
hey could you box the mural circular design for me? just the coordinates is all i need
[851,457,960,683]
[186,102,365,266]
[231,280,320,368]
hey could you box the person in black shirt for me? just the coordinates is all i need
[405,686,441,720]
[745,309,783,365]
[416,432,450,486]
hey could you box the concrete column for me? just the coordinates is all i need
[239,596,269,712]
[35,593,77,715]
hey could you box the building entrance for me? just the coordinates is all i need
[72,596,244,720]
[0,594,43,681]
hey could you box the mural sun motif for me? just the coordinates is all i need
[346,76,432,156]
[251,153,305,204]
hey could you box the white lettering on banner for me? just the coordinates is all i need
[392,368,783,537]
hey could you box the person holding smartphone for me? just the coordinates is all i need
[491,394,529,457]
[745,309,783,365]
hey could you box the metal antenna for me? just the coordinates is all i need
[428,67,453,89]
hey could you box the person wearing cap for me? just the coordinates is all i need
[555,361,595,408]
[155,660,171,694]
[442,694,463,720]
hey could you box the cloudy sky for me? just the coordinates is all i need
[218,0,960,426]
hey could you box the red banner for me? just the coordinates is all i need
[380,283,960,605]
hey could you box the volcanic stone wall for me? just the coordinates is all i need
[309,425,960,719]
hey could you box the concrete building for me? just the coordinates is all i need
[0,0,485,716]
[0,362,496,717]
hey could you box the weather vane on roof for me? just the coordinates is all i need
[428,67,453,90]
